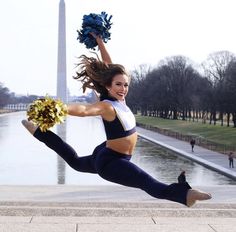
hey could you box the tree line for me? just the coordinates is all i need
[0,83,40,107]
[127,50,236,127]
[1,50,236,127]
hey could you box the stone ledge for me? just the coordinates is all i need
[0,204,236,217]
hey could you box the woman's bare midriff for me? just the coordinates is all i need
[106,132,138,155]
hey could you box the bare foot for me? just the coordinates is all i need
[21,120,38,135]
[186,189,212,207]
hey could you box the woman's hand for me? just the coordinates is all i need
[89,32,99,39]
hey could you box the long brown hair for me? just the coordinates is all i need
[74,54,128,99]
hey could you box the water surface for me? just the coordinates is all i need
[0,111,235,185]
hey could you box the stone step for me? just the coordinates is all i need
[1,202,236,217]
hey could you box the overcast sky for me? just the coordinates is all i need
[0,0,235,96]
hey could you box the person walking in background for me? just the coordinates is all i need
[190,138,196,152]
[229,152,234,168]
[21,28,212,207]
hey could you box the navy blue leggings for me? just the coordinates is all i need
[34,128,191,205]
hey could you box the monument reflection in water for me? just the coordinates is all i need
[56,123,66,185]
[0,111,235,185]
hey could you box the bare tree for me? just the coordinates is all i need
[202,51,236,125]
[158,56,197,120]
[127,64,152,114]
[202,51,235,84]
[224,60,236,127]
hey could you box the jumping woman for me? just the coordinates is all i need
[22,34,211,207]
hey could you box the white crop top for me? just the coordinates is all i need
[103,99,136,130]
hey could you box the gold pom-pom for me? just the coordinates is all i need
[27,96,68,132]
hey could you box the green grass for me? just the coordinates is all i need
[135,115,236,147]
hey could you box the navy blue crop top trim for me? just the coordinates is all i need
[100,95,116,101]
[102,98,136,140]
[103,116,136,140]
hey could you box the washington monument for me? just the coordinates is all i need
[57,0,67,103]
[56,0,67,184]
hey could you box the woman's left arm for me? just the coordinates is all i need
[96,36,112,65]
[90,33,112,65]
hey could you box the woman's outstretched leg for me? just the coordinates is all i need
[21,120,97,173]
[96,147,211,206]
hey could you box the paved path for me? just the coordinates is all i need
[0,189,236,232]
[0,185,236,232]
[0,215,235,232]
[137,127,236,180]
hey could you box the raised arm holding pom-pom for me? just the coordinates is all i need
[22,12,211,207]
[92,33,112,65]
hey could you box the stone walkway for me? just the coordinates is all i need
[0,215,235,232]
[0,189,235,232]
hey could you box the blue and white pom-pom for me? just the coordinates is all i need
[77,11,112,50]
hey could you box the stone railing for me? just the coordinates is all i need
[2,104,29,111]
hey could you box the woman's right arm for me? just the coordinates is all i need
[67,101,115,121]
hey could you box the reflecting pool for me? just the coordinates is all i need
[0,111,235,185]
